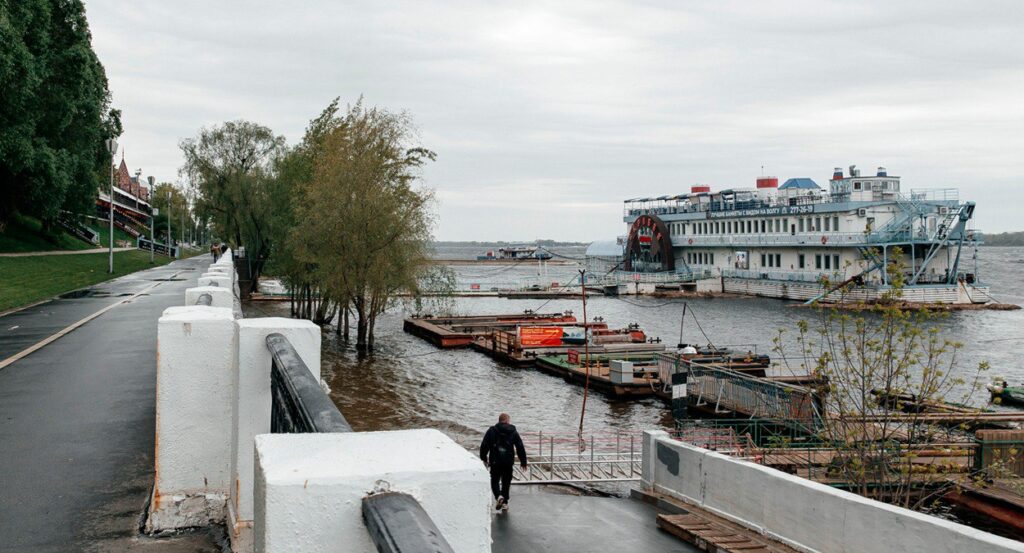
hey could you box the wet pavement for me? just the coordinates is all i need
[0,255,224,552]
[491,486,696,553]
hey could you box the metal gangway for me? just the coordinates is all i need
[464,431,644,484]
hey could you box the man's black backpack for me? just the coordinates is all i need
[491,428,516,466]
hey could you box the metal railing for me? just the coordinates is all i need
[462,431,643,483]
[362,492,455,553]
[265,333,453,551]
[266,333,351,433]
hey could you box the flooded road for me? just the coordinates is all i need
[248,246,1024,445]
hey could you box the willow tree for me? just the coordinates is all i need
[290,100,435,351]
[180,121,285,296]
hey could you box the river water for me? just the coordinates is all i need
[248,246,1024,445]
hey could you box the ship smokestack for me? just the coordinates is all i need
[832,167,843,180]
[756,177,778,189]
[849,164,860,177]
[877,166,887,177]
[691,184,710,193]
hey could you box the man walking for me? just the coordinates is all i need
[479,413,527,512]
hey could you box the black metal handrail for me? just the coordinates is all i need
[195,293,213,306]
[266,333,351,433]
[362,492,456,553]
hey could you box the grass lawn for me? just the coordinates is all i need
[0,214,92,253]
[90,223,138,249]
[0,250,175,313]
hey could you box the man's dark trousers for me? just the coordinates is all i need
[490,463,513,501]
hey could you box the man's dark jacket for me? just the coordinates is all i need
[479,422,527,467]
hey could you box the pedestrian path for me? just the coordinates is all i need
[0,246,134,257]
[0,255,222,551]
[491,486,697,552]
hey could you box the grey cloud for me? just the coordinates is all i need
[85,0,1024,240]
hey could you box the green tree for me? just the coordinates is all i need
[773,251,989,509]
[289,100,435,351]
[0,0,121,230]
[150,182,190,244]
[181,121,285,296]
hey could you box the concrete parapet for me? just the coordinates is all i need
[230,318,320,552]
[147,305,236,532]
[199,275,232,289]
[254,430,491,553]
[644,433,1024,553]
[186,286,233,309]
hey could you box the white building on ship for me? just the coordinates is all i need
[618,165,988,304]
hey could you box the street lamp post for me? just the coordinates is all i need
[105,139,118,273]
[166,187,172,256]
[148,176,156,263]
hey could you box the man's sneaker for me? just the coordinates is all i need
[501,500,509,512]
[495,496,506,511]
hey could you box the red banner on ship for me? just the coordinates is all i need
[519,327,564,347]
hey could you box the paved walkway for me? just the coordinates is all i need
[0,255,223,551]
[0,246,135,257]
[491,486,697,552]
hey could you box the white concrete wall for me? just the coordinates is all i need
[644,432,1024,553]
[254,430,491,553]
[230,318,321,551]
[199,275,232,288]
[147,305,236,531]
[186,286,234,309]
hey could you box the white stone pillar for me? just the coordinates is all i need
[230,318,320,552]
[146,305,236,532]
[254,430,491,553]
[186,286,233,309]
[642,429,669,490]
[198,275,232,289]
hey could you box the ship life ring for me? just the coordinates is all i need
[688,238,693,245]
[821,235,828,245]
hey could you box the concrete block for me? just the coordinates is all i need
[198,275,232,289]
[230,318,320,549]
[641,430,667,490]
[186,286,233,309]
[146,305,236,532]
[254,430,491,553]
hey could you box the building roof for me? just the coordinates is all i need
[586,240,623,258]
[779,178,820,190]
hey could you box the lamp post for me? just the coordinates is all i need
[148,176,156,263]
[166,187,172,256]
[105,139,118,273]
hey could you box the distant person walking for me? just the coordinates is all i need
[211,244,219,261]
[479,413,527,512]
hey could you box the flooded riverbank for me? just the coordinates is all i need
[245,247,1024,446]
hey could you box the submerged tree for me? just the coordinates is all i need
[774,249,989,509]
[290,99,435,351]
[180,120,285,296]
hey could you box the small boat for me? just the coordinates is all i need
[987,380,1024,406]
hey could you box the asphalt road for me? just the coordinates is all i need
[490,486,697,552]
[0,255,223,552]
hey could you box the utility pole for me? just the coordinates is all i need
[148,176,156,263]
[166,187,172,256]
[105,139,118,274]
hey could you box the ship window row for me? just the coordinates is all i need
[686,252,714,265]
[671,215,844,237]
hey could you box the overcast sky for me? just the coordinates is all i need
[86,1,1024,241]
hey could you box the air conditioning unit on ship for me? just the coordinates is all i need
[857,208,867,217]
[938,207,950,215]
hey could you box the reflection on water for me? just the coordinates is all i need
[247,247,1024,444]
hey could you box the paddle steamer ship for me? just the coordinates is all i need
[620,165,988,303]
